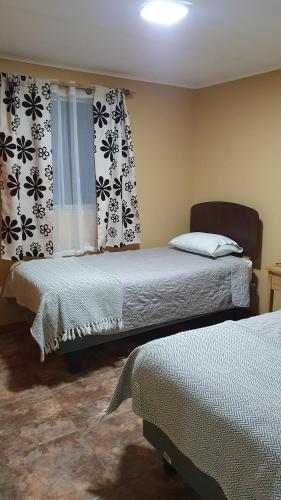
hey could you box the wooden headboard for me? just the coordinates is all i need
[190,202,260,260]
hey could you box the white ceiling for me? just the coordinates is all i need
[0,0,281,88]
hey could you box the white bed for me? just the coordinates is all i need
[3,201,260,370]
[105,310,281,500]
[4,246,251,348]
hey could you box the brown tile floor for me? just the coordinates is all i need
[0,325,198,500]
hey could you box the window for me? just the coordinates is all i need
[50,85,97,257]
[51,86,96,207]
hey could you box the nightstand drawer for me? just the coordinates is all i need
[272,275,281,291]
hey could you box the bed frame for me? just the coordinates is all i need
[143,420,227,499]
[58,201,260,373]
[190,201,259,260]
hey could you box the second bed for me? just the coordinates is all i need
[3,201,259,366]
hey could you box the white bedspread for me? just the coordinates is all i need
[104,316,281,499]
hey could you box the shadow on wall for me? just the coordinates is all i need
[254,218,263,271]
[250,217,263,315]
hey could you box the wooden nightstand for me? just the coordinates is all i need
[266,265,281,312]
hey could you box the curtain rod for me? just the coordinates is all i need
[50,80,135,97]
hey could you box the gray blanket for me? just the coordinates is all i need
[5,258,123,360]
[104,320,281,499]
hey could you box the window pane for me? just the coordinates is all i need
[76,99,96,205]
[51,88,96,207]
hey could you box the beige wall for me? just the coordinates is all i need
[0,59,193,324]
[1,59,281,323]
[190,70,281,313]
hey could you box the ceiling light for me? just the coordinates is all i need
[140,0,189,25]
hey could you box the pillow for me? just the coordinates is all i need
[168,232,243,258]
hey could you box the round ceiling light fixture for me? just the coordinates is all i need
[140,0,189,25]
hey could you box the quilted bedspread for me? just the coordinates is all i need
[104,320,281,499]
[60,247,251,331]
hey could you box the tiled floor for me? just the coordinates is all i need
[0,325,198,500]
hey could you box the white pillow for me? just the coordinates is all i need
[168,232,243,258]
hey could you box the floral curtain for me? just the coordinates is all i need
[93,86,141,250]
[0,73,53,260]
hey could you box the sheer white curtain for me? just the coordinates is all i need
[51,85,97,257]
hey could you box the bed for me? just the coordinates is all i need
[3,201,260,371]
[104,310,281,500]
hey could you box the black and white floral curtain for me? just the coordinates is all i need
[0,73,53,260]
[93,86,141,250]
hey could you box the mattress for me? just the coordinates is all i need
[4,246,251,335]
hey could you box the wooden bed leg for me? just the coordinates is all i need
[66,351,82,374]
[163,457,177,477]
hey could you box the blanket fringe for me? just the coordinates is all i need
[37,318,123,362]
[96,408,109,422]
